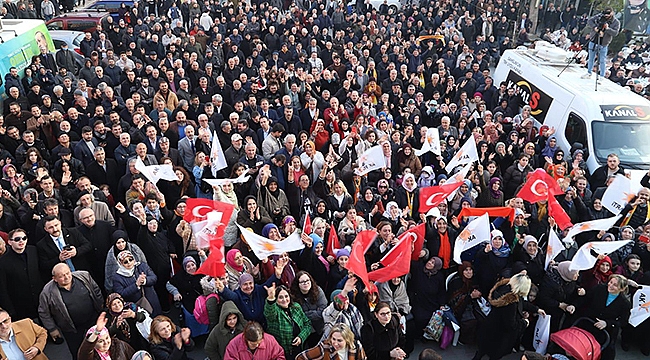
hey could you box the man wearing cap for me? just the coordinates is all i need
[154,136,182,166]
[224,133,245,169]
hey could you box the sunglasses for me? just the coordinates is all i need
[11,236,27,242]
[122,258,134,265]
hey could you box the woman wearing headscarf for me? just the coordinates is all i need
[394,173,419,220]
[295,234,330,287]
[537,261,583,332]
[236,195,272,235]
[475,230,512,295]
[407,256,447,343]
[78,312,135,360]
[448,262,484,345]
[105,230,148,293]
[450,180,475,214]
[513,235,546,285]
[620,254,650,353]
[322,289,365,341]
[0,164,26,199]
[473,273,542,360]
[380,201,403,235]
[326,248,350,298]
[580,255,614,291]
[425,216,458,271]
[612,226,635,269]
[313,199,332,224]
[204,300,245,360]
[258,172,291,226]
[112,249,162,317]
[104,293,149,351]
[540,136,559,160]
[356,187,383,228]
[137,215,176,312]
[476,175,504,208]
[167,254,210,337]
[225,249,259,291]
[396,143,422,178]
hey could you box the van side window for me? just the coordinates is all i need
[565,113,588,154]
[47,21,63,30]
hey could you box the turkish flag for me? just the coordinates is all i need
[379,223,426,265]
[326,223,340,257]
[344,230,377,292]
[548,195,574,230]
[184,198,235,240]
[197,238,226,277]
[303,215,312,234]
[516,169,563,203]
[419,181,464,213]
[368,234,412,283]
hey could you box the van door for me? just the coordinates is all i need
[564,112,588,157]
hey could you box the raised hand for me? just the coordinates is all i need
[264,283,277,300]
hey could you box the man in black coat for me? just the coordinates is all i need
[0,228,44,320]
[36,215,93,280]
[85,147,119,194]
[590,153,625,191]
[76,208,115,292]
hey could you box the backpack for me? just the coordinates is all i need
[193,293,219,325]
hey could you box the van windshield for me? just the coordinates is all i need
[592,121,650,169]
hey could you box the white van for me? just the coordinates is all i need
[493,43,650,182]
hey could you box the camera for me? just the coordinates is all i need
[597,14,609,29]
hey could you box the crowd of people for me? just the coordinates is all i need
[1,0,650,359]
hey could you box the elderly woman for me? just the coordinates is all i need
[322,288,365,340]
[513,235,546,285]
[148,315,194,360]
[236,195,272,234]
[476,230,512,295]
[105,230,148,293]
[258,171,291,226]
[264,283,313,358]
[579,274,631,360]
[112,250,162,317]
[167,255,209,336]
[537,261,583,332]
[290,270,328,344]
[474,273,543,360]
[104,293,149,351]
[78,312,135,360]
[225,249,259,290]
[297,323,366,360]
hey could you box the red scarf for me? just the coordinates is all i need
[438,231,451,269]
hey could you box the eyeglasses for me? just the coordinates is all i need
[299,279,311,285]
[122,258,134,265]
[11,236,27,242]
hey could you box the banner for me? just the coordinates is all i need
[453,213,491,263]
[135,158,179,185]
[210,131,228,176]
[355,145,385,176]
[445,137,478,172]
[545,230,564,270]
[458,207,516,225]
[414,128,441,156]
[630,286,650,327]
[204,172,251,187]
[601,174,639,214]
[533,315,551,354]
[236,224,304,260]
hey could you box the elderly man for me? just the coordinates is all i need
[76,208,115,292]
[73,190,115,226]
[38,263,103,360]
[0,307,48,360]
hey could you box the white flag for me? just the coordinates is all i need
[191,210,226,248]
[602,174,639,214]
[453,213,491,263]
[204,172,251,187]
[135,158,179,185]
[533,315,551,354]
[569,240,633,271]
[445,138,478,172]
[414,128,441,156]
[236,224,304,260]
[630,286,650,327]
[355,145,385,176]
[562,215,621,245]
[445,163,473,201]
[545,230,564,270]
[210,131,228,176]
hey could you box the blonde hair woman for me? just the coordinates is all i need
[296,323,366,360]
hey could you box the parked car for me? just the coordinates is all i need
[46,11,111,33]
[84,0,134,21]
[49,30,85,73]
[348,0,403,13]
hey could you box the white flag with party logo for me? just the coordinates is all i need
[601,174,639,214]
[545,230,564,270]
[236,224,304,260]
[415,128,441,156]
[569,240,633,271]
[630,286,650,327]
[453,213,490,263]
[562,215,621,245]
[135,158,179,185]
[211,131,228,176]
[445,137,478,172]
[533,314,551,354]
[355,145,385,176]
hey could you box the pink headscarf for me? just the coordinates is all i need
[226,249,244,272]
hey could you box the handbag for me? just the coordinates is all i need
[136,288,154,315]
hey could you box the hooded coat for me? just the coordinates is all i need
[204,300,245,360]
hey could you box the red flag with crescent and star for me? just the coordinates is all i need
[344,230,378,292]
[184,198,236,277]
[419,181,464,213]
[516,169,564,203]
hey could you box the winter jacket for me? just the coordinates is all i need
[205,301,245,360]
[264,300,312,355]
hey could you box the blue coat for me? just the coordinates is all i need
[218,274,278,325]
[112,262,162,316]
